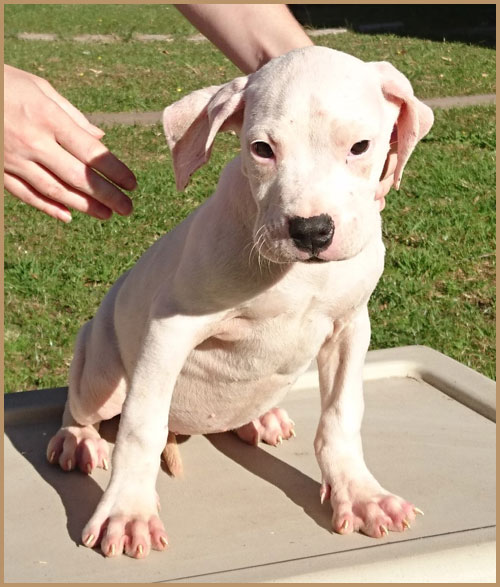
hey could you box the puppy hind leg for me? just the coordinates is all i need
[47,321,123,474]
[69,318,128,426]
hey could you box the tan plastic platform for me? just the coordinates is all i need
[4,346,496,583]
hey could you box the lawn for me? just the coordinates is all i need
[4,5,496,112]
[4,5,496,392]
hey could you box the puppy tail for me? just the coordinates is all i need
[162,432,184,478]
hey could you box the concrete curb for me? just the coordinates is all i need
[15,29,349,43]
[424,94,496,109]
[86,94,496,127]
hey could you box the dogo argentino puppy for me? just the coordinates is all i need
[47,46,433,558]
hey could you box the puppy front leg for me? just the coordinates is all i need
[81,318,197,559]
[315,307,419,538]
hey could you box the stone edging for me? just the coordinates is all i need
[86,94,496,127]
[15,29,349,43]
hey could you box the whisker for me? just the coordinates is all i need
[248,225,267,271]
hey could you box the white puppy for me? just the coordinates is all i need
[47,46,433,558]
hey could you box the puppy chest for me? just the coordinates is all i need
[190,311,332,381]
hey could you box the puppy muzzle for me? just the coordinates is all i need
[288,214,335,260]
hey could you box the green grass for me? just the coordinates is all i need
[4,5,496,112]
[4,105,496,392]
[4,4,195,37]
[369,106,495,376]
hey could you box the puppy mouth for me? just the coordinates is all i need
[303,255,329,264]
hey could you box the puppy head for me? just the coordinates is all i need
[163,46,433,264]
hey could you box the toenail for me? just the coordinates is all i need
[380,525,388,537]
[86,463,92,474]
[102,458,109,471]
[67,459,72,471]
[413,507,424,516]
[83,534,95,547]
[49,451,56,464]
[137,544,144,557]
[402,518,411,530]
[290,429,296,438]
[340,519,349,531]
[108,544,116,556]
[160,536,169,548]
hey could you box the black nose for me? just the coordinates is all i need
[288,214,334,255]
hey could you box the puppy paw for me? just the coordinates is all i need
[234,407,296,446]
[82,491,168,558]
[320,478,422,538]
[47,425,109,474]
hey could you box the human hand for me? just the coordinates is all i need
[375,127,398,211]
[4,65,137,222]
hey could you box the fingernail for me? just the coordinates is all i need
[89,124,105,137]
[125,176,137,191]
[117,198,133,216]
[119,172,137,192]
[319,486,328,505]
[59,210,72,223]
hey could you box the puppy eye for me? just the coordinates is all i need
[350,140,370,155]
[251,141,274,159]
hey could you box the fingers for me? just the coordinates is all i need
[32,139,134,216]
[52,94,105,139]
[4,168,113,222]
[32,74,106,138]
[54,114,137,193]
[4,65,137,221]
[4,172,73,222]
[376,141,398,210]
[379,148,398,184]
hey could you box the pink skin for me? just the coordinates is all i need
[319,481,419,538]
[234,407,296,446]
[48,407,293,556]
[84,515,169,559]
[47,425,109,474]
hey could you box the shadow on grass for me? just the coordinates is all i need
[291,4,496,48]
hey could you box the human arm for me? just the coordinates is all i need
[176,3,313,74]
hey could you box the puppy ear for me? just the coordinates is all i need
[370,61,434,189]
[163,76,249,190]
